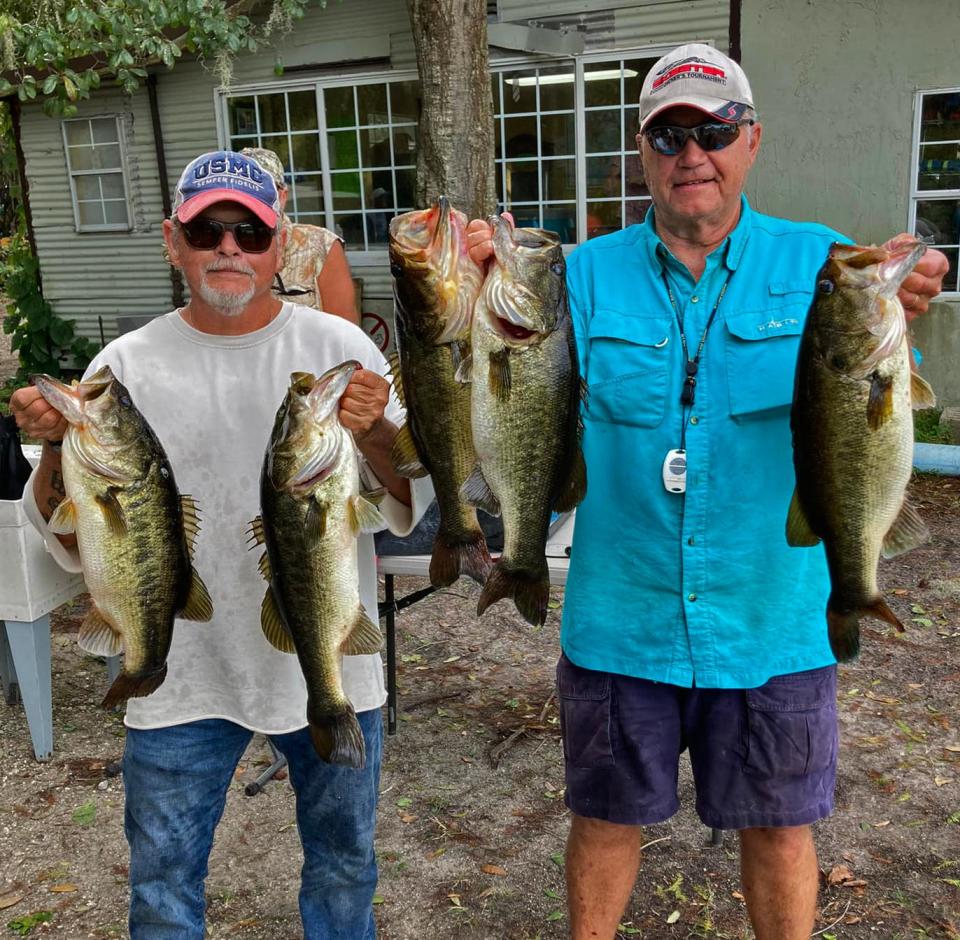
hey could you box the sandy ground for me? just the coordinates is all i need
[1,474,958,940]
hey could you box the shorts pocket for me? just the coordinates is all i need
[556,654,615,769]
[743,667,837,778]
[586,311,672,429]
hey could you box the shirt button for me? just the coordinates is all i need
[687,536,695,546]
[690,415,699,425]
[688,593,698,602]
[691,295,700,303]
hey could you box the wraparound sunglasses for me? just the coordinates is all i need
[181,218,277,253]
[643,120,753,156]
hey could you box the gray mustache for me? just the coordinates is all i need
[205,262,255,276]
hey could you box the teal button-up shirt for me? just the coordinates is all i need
[561,197,849,688]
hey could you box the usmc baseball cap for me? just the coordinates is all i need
[173,150,280,227]
[639,43,754,131]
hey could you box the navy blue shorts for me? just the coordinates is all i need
[557,653,838,830]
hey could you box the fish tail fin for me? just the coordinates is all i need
[429,528,492,587]
[308,706,366,769]
[827,596,904,663]
[101,663,168,709]
[477,560,549,626]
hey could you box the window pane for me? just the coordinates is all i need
[542,203,576,243]
[325,86,355,129]
[331,172,362,210]
[260,137,290,172]
[334,212,365,248]
[103,200,129,225]
[586,201,621,239]
[292,176,324,214]
[919,92,960,141]
[623,59,654,105]
[505,161,539,202]
[328,130,359,170]
[625,198,651,228]
[368,168,394,209]
[585,109,620,154]
[92,144,122,170]
[584,63,621,108]
[393,128,417,166]
[230,97,258,135]
[91,118,119,145]
[917,143,960,191]
[586,155,622,199]
[538,66,574,112]
[361,127,392,168]
[915,198,960,249]
[390,81,420,123]
[543,159,575,201]
[394,168,416,209]
[504,116,538,158]
[357,84,388,125]
[231,135,258,152]
[100,173,125,199]
[64,121,91,147]
[75,176,101,200]
[541,113,574,157]
[258,95,287,133]
[490,75,501,116]
[509,206,541,228]
[496,168,504,203]
[67,146,94,171]
[502,70,537,115]
[366,211,391,245]
[291,134,321,172]
[623,107,641,151]
[77,201,105,226]
[624,154,648,199]
[288,90,318,131]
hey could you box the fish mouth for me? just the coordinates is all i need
[491,316,538,342]
[32,368,113,426]
[827,240,926,297]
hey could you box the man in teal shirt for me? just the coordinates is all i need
[468,43,948,940]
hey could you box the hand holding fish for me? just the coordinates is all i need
[465,212,514,267]
[10,385,69,442]
[339,368,390,440]
[883,233,949,320]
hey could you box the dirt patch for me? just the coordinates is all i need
[1,474,958,939]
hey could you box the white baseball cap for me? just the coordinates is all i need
[639,43,754,132]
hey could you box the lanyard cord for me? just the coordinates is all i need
[662,268,731,451]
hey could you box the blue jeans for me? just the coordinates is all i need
[122,710,383,940]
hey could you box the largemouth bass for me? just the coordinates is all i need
[250,363,386,768]
[389,197,490,587]
[787,239,936,661]
[33,366,213,707]
[461,217,586,625]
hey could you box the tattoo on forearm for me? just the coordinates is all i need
[45,470,66,518]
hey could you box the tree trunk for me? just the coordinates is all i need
[406,0,496,220]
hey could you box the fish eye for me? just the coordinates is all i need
[160,465,170,479]
[119,394,132,407]
[550,262,564,277]
[817,279,835,295]
[390,262,404,278]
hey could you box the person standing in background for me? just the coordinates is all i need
[241,146,359,324]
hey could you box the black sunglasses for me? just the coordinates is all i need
[180,218,276,253]
[643,121,751,157]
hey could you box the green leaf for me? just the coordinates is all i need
[71,801,96,826]
[7,911,54,935]
[395,797,412,808]
[546,910,564,922]
[41,74,58,95]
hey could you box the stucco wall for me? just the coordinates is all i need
[742,0,959,406]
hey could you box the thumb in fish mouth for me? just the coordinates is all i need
[31,373,87,425]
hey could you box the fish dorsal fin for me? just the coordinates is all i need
[554,446,587,513]
[460,463,500,517]
[910,372,936,410]
[881,500,930,558]
[95,487,127,537]
[866,371,895,430]
[77,606,123,657]
[260,585,296,653]
[49,497,77,535]
[247,515,265,548]
[454,352,473,384]
[387,352,405,407]
[341,608,383,655]
[348,494,388,536]
[305,498,327,543]
[361,485,387,505]
[489,348,512,401]
[179,569,214,622]
[785,488,821,547]
[390,424,428,478]
[257,550,272,582]
[180,495,201,560]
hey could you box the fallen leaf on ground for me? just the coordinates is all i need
[49,884,77,893]
[482,864,507,876]
[827,864,855,885]
[666,909,680,924]
[934,776,951,786]
[478,887,496,899]
[0,892,24,910]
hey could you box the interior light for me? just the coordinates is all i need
[507,68,638,87]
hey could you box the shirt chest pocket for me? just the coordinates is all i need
[724,284,810,420]
[585,310,673,429]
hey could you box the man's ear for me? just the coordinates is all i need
[162,219,181,267]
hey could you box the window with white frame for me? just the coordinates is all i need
[63,117,131,231]
[221,51,667,251]
[227,78,419,250]
[912,88,960,294]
